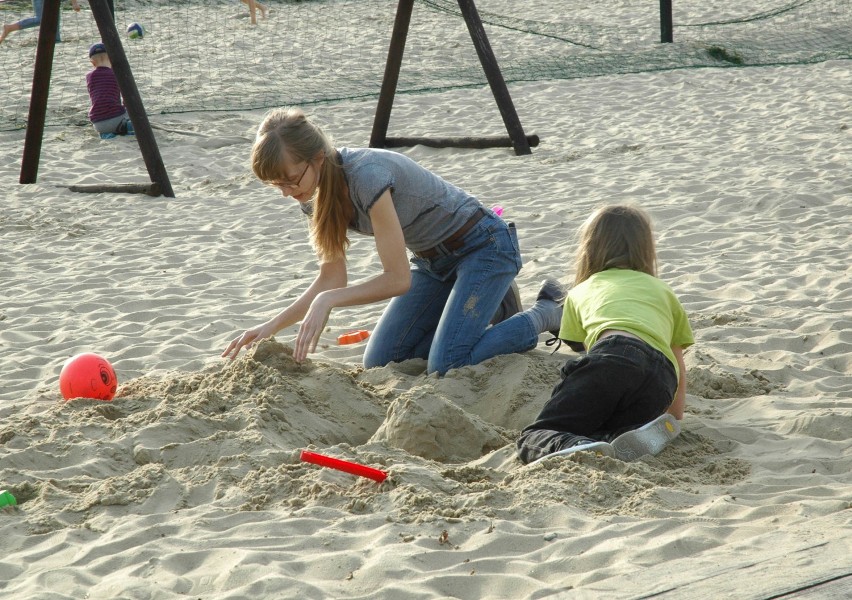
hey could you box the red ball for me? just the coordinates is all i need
[59,353,118,401]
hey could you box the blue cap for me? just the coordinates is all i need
[88,43,107,57]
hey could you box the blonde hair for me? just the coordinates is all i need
[251,107,352,262]
[90,53,111,68]
[573,204,657,285]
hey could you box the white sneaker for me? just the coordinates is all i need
[530,440,615,465]
[611,413,681,462]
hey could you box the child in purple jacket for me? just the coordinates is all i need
[86,43,134,140]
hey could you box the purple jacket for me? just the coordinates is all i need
[86,66,126,123]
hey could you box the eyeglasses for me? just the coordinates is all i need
[273,161,311,193]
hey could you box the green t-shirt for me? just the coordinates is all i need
[559,269,694,376]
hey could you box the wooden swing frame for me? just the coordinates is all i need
[370,0,538,156]
[19,0,174,197]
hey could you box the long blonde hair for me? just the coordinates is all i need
[574,204,657,285]
[251,107,352,262]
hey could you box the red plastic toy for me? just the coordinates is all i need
[300,450,388,482]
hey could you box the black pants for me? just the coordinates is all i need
[516,335,678,464]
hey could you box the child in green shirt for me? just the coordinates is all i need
[518,204,694,464]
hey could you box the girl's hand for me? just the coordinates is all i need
[222,323,274,360]
[293,293,332,363]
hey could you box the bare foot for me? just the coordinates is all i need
[0,24,15,45]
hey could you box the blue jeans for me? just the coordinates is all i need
[92,111,131,134]
[363,212,539,375]
[516,335,678,463]
[18,0,62,42]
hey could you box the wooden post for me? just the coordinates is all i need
[370,0,414,149]
[89,0,174,197]
[660,0,673,43]
[19,0,61,184]
[456,0,530,155]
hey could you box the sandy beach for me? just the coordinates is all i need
[1,1,851,598]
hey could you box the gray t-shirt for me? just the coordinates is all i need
[302,147,483,252]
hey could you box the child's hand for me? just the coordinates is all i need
[222,323,274,360]
[293,294,331,363]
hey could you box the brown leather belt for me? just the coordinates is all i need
[414,211,485,259]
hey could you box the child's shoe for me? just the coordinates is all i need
[530,438,615,465]
[490,279,522,325]
[116,120,135,136]
[99,132,117,139]
[611,413,681,461]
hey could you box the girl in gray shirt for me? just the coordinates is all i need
[223,107,563,375]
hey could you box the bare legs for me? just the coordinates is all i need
[240,0,268,20]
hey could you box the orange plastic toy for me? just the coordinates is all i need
[337,330,370,345]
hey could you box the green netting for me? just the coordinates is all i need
[1,0,849,132]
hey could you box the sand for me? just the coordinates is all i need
[1,2,851,599]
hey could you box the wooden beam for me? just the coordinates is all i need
[66,182,162,196]
[577,512,852,599]
[384,134,539,149]
[456,0,531,155]
[660,0,673,43]
[370,0,414,149]
[773,573,851,599]
[20,0,61,184]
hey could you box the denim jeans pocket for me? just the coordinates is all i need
[505,221,523,271]
[472,217,522,269]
